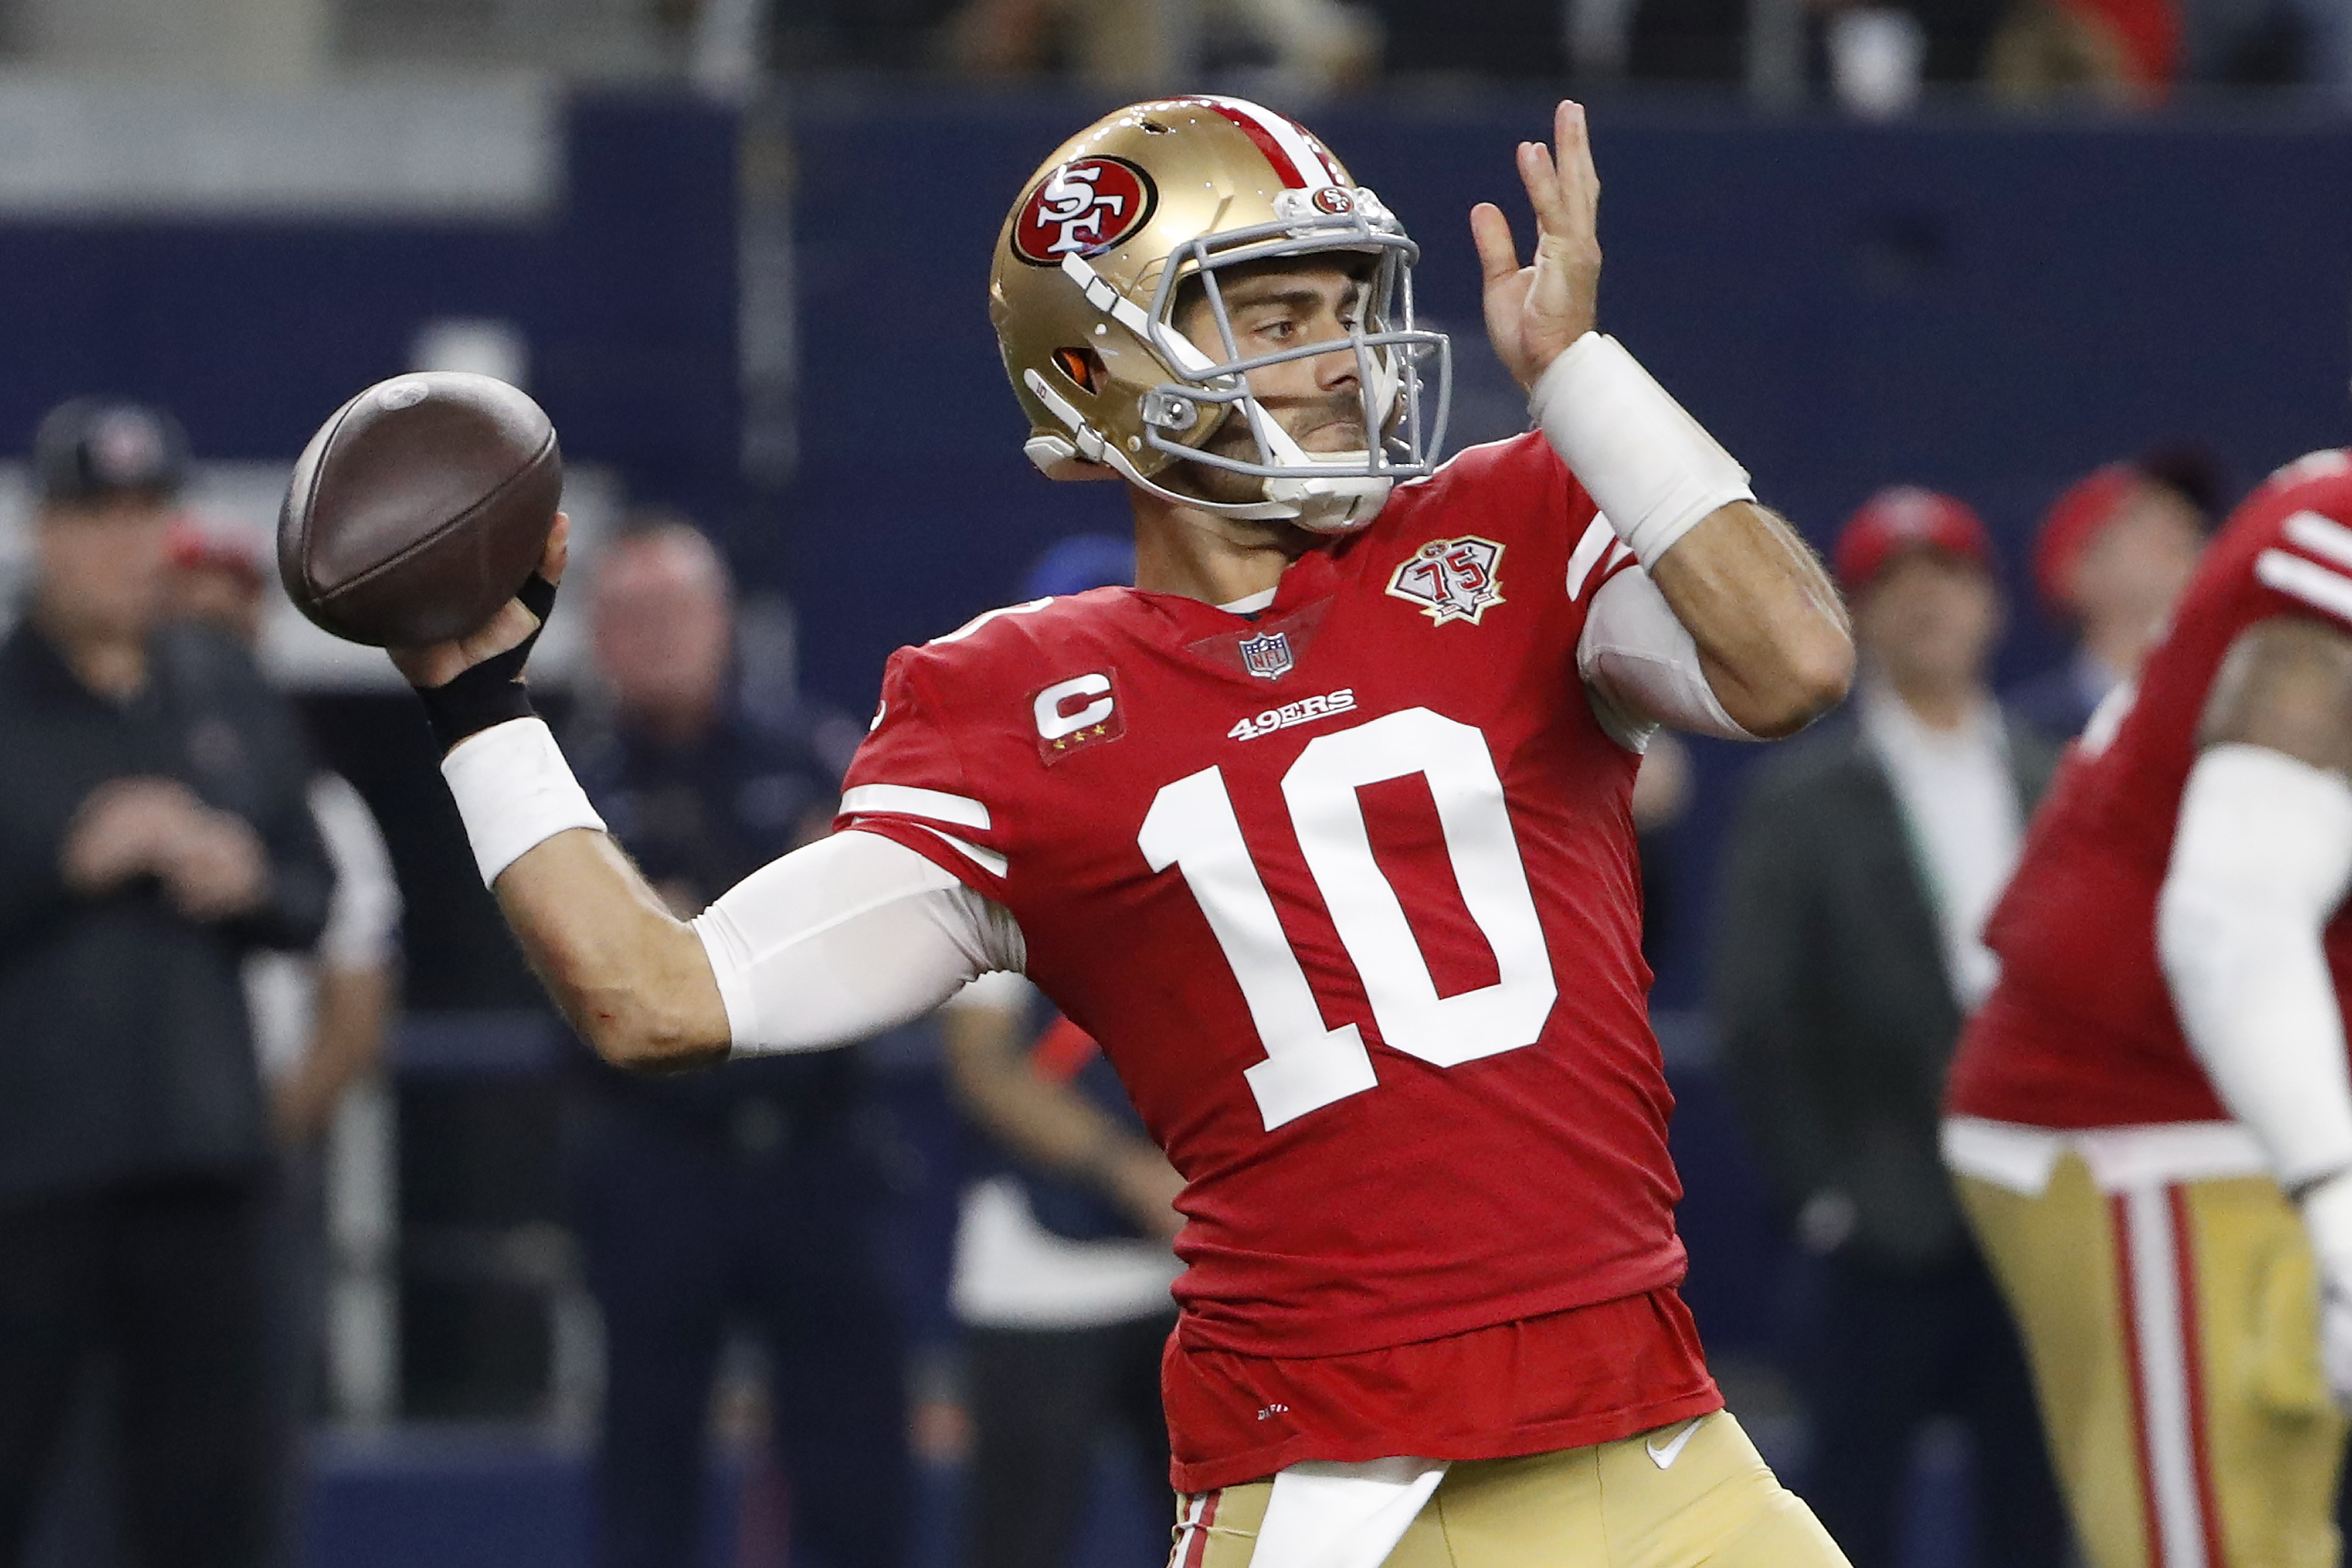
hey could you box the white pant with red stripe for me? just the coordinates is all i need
[1947,1117,2347,1568]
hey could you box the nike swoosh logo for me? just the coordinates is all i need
[1645,1418,1703,1470]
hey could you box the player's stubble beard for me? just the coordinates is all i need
[1163,394,1370,522]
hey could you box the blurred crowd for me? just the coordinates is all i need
[0,377,2231,1568]
[689,0,2352,104]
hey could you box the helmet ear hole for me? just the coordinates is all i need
[1051,346,1105,395]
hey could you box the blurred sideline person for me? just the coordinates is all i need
[164,513,403,1565]
[1714,490,2067,1567]
[563,518,908,1568]
[385,98,1855,1566]
[938,534,1183,1568]
[941,979,1181,1568]
[1944,448,2352,1566]
[942,0,1380,89]
[0,401,332,1568]
[2006,456,2210,740]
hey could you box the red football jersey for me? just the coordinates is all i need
[838,434,1690,1365]
[1947,450,2352,1128]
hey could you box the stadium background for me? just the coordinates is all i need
[1,2,2348,1563]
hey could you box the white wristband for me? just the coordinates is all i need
[440,717,607,887]
[1532,332,1755,569]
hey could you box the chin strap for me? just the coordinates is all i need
[1033,252,1403,535]
[1022,369,1392,532]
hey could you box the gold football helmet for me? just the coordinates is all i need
[989,95,1450,534]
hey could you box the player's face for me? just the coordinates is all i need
[1167,259,1370,506]
[2070,488,2204,641]
[33,496,174,644]
[1855,548,2001,693]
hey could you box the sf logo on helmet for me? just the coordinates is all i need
[1011,156,1159,266]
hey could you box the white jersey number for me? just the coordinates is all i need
[1138,707,1558,1130]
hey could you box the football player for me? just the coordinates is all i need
[392,98,1853,1564]
[1945,451,2352,1566]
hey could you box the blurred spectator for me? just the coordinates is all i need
[1713,488,2068,1568]
[1632,732,1692,967]
[164,511,403,1563]
[1365,0,1564,75]
[563,517,908,1568]
[2005,453,2211,740]
[933,534,1179,1568]
[0,400,332,1568]
[1627,0,2005,94]
[940,980,1181,1568]
[941,0,1379,88]
[764,0,966,69]
[1985,0,2180,99]
[2179,0,2352,84]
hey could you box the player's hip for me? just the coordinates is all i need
[1162,1286,1717,1496]
[1945,975,2226,1130]
[1169,1412,1846,1568]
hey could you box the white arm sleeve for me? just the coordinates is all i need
[690,829,1028,1056]
[1577,566,1756,750]
[2158,743,2352,1193]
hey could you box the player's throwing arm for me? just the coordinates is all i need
[274,377,981,1072]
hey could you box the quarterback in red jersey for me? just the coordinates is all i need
[387,97,1852,1564]
[1945,451,2352,1566]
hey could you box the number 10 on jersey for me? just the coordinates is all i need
[1138,707,1559,1131]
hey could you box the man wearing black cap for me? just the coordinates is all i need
[0,399,333,1568]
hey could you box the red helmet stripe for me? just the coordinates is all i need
[1207,102,1303,186]
[1182,96,1340,190]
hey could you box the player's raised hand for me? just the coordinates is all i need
[1470,100,1602,393]
[389,513,569,692]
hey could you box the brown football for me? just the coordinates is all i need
[278,372,561,648]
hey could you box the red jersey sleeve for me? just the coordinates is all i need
[833,645,1013,904]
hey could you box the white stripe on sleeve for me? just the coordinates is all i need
[2285,509,2352,572]
[1566,516,1616,602]
[2256,548,2352,625]
[913,824,1010,879]
[839,783,992,830]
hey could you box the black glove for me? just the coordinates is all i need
[414,572,558,753]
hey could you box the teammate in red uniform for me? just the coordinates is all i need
[392,98,1853,1563]
[1945,451,2352,1566]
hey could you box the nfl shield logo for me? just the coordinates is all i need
[1237,630,1294,680]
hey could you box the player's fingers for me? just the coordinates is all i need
[1519,138,1569,238]
[465,598,542,662]
[1469,202,1520,285]
[541,512,570,586]
[1552,100,1600,231]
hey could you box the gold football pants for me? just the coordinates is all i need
[1169,1411,1847,1567]
[1957,1156,2346,1567]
